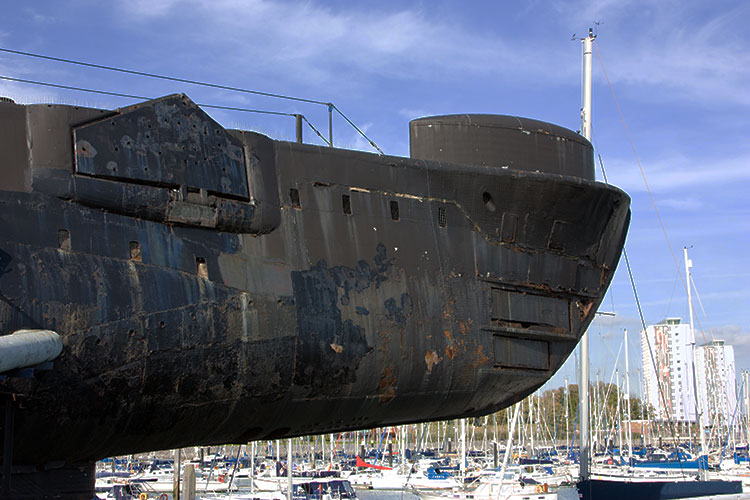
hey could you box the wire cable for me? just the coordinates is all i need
[0,47,329,106]
[0,75,330,145]
[593,41,708,344]
[0,47,383,153]
[594,124,687,475]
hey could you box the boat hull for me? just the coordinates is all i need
[577,478,743,500]
[0,95,630,498]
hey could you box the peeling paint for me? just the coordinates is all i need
[444,344,458,360]
[425,350,443,373]
[384,293,413,326]
[330,343,343,353]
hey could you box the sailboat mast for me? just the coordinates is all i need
[565,376,570,454]
[685,246,707,479]
[624,329,633,459]
[460,418,466,477]
[578,27,594,481]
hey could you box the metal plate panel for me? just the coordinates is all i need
[493,335,549,370]
[73,94,248,199]
[491,288,570,330]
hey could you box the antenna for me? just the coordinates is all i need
[593,21,602,37]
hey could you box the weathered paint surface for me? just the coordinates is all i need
[0,94,629,499]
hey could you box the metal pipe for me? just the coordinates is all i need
[328,104,333,147]
[0,330,62,373]
[295,114,303,144]
[581,29,593,141]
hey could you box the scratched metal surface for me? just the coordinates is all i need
[0,95,628,498]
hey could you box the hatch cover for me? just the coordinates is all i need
[73,94,248,199]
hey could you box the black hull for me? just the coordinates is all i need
[577,479,743,500]
[0,95,630,498]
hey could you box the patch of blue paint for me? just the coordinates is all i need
[384,293,413,326]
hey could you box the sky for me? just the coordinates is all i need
[1,0,748,400]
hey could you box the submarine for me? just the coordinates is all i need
[0,94,629,498]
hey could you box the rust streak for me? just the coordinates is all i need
[472,344,491,368]
[378,366,397,403]
[444,344,457,360]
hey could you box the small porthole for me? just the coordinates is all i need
[196,257,208,279]
[342,194,352,215]
[290,188,301,209]
[438,207,447,228]
[390,201,400,221]
[482,192,497,212]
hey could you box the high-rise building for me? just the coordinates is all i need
[641,318,737,429]
[695,339,736,430]
[641,318,696,422]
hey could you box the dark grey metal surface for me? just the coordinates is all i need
[0,95,629,499]
[410,114,595,179]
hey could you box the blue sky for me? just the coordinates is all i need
[1,0,748,398]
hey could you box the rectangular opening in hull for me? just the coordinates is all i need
[493,335,549,370]
[490,288,570,331]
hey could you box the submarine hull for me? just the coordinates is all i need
[0,95,629,498]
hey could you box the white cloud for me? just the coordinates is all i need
[713,325,750,348]
[556,0,750,106]
[399,108,433,121]
[112,0,529,88]
[655,198,704,211]
[119,0,183,18]
[602,151,750,194]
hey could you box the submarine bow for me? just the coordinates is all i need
[0,94,629,499]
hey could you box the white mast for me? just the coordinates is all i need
[287,438,293,500]
[685,246,707,479]
[624,329,633,459]
[616,369,622,454]
[250,441,255,493]
[578,28,595,481]
[460,418,466,477]
[530,393,535,457]
[744,371,750,446]
[565,376,570,454]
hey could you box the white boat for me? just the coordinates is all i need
[411,476,558,500]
